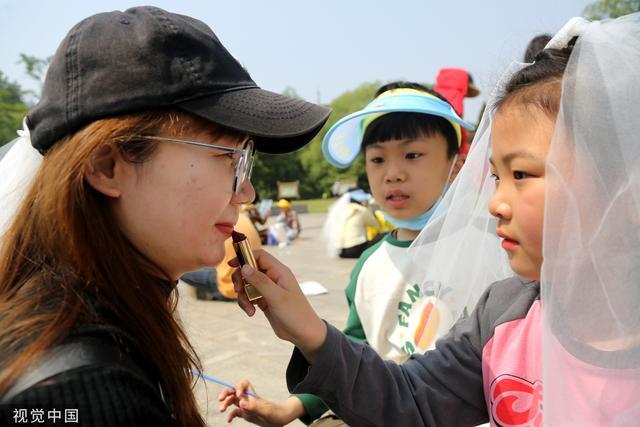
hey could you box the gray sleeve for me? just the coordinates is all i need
[286,299,493,426]
[286,277,538,427]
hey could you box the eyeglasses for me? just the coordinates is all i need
[140,135,255,194]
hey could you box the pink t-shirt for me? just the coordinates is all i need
[483,300,640,426]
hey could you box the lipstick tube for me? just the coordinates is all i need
[232,231,262,301]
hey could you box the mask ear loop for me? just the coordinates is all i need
[439,153,459,199]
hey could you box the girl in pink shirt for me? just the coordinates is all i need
[224,14,640,427]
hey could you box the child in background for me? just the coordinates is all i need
[434,67,479,149]
[221,82,475,425]
[324,189,379,259]
[225,14,640,426]
[268,199,300,246]
[365,204,394,241]
[244,193,271,243]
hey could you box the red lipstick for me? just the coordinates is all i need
[232,231,262,301]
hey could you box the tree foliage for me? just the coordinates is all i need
[251,82,380,199]
[583,0,640,19]
[17,54,50,105]
[0,71,28,147]
[0,54,49,148]
[297,82,380,197]
[251,151,307,199]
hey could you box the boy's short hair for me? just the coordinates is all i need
[362,113,459,159]
[375,81,429,97]
[363,82,460,159]
[375,81,451,104]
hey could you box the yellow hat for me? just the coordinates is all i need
[277,199,292,208]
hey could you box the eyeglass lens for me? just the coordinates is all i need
[234,139,255,194]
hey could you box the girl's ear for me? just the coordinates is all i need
[449,152,466,182]
[83,144,123,198]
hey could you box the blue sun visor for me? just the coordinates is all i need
[322,89,475,169]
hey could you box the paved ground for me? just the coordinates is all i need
[177,213,357,426]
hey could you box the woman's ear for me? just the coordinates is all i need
[83,144,123,198]
[449,152,466,182]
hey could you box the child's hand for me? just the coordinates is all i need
[230,249,327,362]
[218,381,305,426]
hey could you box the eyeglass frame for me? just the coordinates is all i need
[139,135,255,194]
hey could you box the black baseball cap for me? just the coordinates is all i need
[27,6,331,155]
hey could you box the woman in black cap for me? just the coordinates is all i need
[0,6,329,426]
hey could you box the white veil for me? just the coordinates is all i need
[541,13,640,425]
[0,122,42,237]
[403,68,515,332]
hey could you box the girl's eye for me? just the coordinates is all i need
[406,152,423,160]
[369,157,384,164]
[513,171,529,180]
[490,173,500,182]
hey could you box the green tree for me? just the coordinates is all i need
[297,82,380,197]
[0,71,28,147]
[247,86,308,199]
[17,54,50,104]
[583,0,640,19]
[251,151,307,199]
[241,82,401,199]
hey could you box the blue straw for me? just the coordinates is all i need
[191,369,257,397]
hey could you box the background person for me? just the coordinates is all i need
[244,193,271,244]
[215,212,263,300]
[324,189,380,259]
[338,190,380,259]
[181,268,231,301]
[268,199,301,246]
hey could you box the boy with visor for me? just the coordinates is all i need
[221,83,479,425]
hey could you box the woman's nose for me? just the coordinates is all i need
[233,179,256,205]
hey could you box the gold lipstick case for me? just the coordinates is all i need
[233,239,263,301]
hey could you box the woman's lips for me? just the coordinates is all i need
[215,223,234,236]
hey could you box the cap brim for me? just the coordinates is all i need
[178,88,331,154]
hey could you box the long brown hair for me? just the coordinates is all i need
[0,110,244,426]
